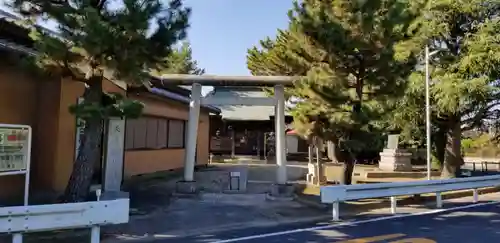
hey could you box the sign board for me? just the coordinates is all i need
[226,166,248,192]
[0,127,30,172]
[0,124,32,206]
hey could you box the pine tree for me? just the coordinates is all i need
[248,0,423,184]
[393,0,500,178]
[8,0,190,201]
[156,41,205,75]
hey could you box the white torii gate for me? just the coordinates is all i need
[157,74,299,196]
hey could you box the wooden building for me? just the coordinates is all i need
[207,86,295,157]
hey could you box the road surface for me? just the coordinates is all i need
[168,201,500,243]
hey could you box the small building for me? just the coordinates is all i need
[0,11,219,203]
[207,86,293,158]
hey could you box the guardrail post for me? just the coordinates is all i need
[91,227,100,243]
[12,233,22,243]
[390,196,397,214]
[332,201,340,221]
[90,189,102,243]
[473,189,479,203]
[435,192,442,208]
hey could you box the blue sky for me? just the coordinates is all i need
[184,0,292,76]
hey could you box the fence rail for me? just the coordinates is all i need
[0,190,129,243]
[321,175,500,221]
[463,161,500,172]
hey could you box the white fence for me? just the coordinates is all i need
[321,175,500,220]
[0,190,129,243]
[462,157,500,172]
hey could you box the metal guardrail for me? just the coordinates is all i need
[0,190,129,243]
[320,175,500,221]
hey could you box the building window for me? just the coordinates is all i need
[168,119,185,148]
[125,116,186,150]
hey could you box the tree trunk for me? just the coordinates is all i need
[62,78,104,202]
[441,121,463,178]
[336,139,354,185]
[342,62,364,185]
[341,151,355,185]
[433,125,446,170]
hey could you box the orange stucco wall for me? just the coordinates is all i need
[0,66,126,200]
[37,78,126,193]
[123,94,211,177]
[0,64,210,201]
[0,64,40,200]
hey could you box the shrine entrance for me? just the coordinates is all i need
[158,75,298,195]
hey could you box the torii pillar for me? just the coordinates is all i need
[268,84,294,199]
[176,83,201,193]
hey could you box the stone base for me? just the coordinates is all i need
[379,149,412,171]
[265,156,276,164]
[175,180,198,194]
[307,174,327,185]
[266,183,295,201]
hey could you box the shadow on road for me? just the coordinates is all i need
[170,201,500,243]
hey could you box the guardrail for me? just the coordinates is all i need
[321,175,500,221]
[0,190,129,243]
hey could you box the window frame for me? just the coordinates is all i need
[124,115,186,151]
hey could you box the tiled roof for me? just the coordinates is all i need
[206,87,289,121]
[149,87,220,114]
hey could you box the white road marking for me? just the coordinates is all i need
[214,200,500,242]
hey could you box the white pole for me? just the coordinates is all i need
[274,85,287,184]
[90,226,100,243]
[12,233,23,243]
[23,126,32,206]
[184,83,202,182]
[425,45,432,180]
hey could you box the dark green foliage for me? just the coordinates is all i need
[390,0,500,177]
[247,0,424,183]
[248,0,423,155]
[11,0,190,84]
[69,92,144,119]
[156,41,205,75]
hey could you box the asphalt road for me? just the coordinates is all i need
[168,201,500,243]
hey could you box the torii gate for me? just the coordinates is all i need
[158,74,299,197]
